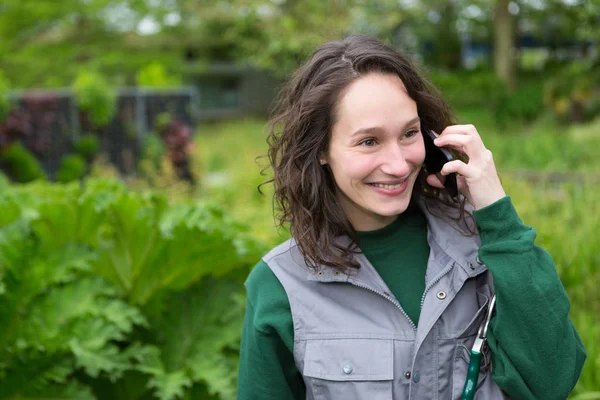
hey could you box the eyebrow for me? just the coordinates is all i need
[350,116,421,138]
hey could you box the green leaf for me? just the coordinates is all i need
[187,352,237,400]
[147,370,192,400]
[146,277,245,399]
[128,343,165,376]
[70,340,131,380]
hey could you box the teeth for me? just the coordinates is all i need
[372,183,402,189]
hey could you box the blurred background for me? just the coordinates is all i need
[0,0,598,399]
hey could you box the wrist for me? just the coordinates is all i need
[472,188,507,211]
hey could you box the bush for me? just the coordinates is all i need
[428,69,506,111]
[0,142,46,183]
[429,69,546,127]
[0,178,265,400]
[56,153,87,183]
[136,62,182,88]
[74,134,100,161]
[544,61,600,124]
[494,80,546,127]
[73,71,117,128]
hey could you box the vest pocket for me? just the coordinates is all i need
[302,338,394,399]
[457,284,491,338]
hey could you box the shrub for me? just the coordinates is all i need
[136,62,182,88]
[544,61,600,124]
[56,153,87,183]
[73,71,117,128]
[0,178,265,399]
[494,80,546,127]
[74,134,100,161]
[429,69,546,127]
[0,142,46,183]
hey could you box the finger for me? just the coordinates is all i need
[426,173,445,189]
[439,124,480,137]
[434,133,470,149]
[440,160,471,177]
[435,133,485,158]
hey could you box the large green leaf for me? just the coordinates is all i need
[140,277,245,400]
[92,191,259,305]
[70,340,131,380]
[147,370,193,400]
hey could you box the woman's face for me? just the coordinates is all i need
[325,72,425,231]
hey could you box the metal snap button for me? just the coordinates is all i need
[317,271,324,276]
[436,290,447,300]
[342,364,353,375]
[413,371,421,383]
[468,262,475,270]
[333,271,341,276]
[404,371,411,379]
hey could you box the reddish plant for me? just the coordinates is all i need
[157,119,195,184]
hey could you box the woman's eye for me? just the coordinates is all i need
[404,129,419,139]
[359,138,377,147]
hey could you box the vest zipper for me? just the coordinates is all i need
[349,280,417,331]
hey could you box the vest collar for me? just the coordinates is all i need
[307,197,486,285]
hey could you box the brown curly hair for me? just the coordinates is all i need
[260,34,472,272]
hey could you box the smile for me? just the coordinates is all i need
[371,183,402,189]
[367,179,410,196]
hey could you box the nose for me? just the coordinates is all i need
[379,143,410,177]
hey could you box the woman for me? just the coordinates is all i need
[237,35,586,399]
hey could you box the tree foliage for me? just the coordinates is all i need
[0,0,597,88]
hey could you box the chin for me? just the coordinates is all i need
[374,198,412,216]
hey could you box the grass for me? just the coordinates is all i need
[192,116,600,396]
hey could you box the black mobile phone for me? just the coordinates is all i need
[422,126,459,197]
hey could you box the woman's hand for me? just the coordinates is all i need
[425,124,506,210]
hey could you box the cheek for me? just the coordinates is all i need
[409,140,426,166]
[340,155,375,181]
[329,153,375,185]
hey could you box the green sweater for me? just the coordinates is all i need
[237,197,586,399]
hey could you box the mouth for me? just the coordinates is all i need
[366,178,410,196]
[369,182,404,189]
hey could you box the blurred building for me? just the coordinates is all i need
[186,63,280,121]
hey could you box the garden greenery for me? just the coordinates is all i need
[0,179,264,400]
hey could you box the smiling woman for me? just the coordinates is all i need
[323,73,425,231]
[237,35,586,400]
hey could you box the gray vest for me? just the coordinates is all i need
[264,203,507,399]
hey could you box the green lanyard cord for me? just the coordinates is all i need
[461,294,496,400]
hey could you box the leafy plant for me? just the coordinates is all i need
[154,113,195,184]
[73,71,117,128]
[0,178,264,399]
[544,61,600,124]
[74,134,100,161]
[136,62,182,88]
[56,153,86,183]
[0,142,46,182]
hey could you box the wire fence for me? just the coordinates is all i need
[3,86,198,178]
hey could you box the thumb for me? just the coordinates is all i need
[426,173,446,189]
